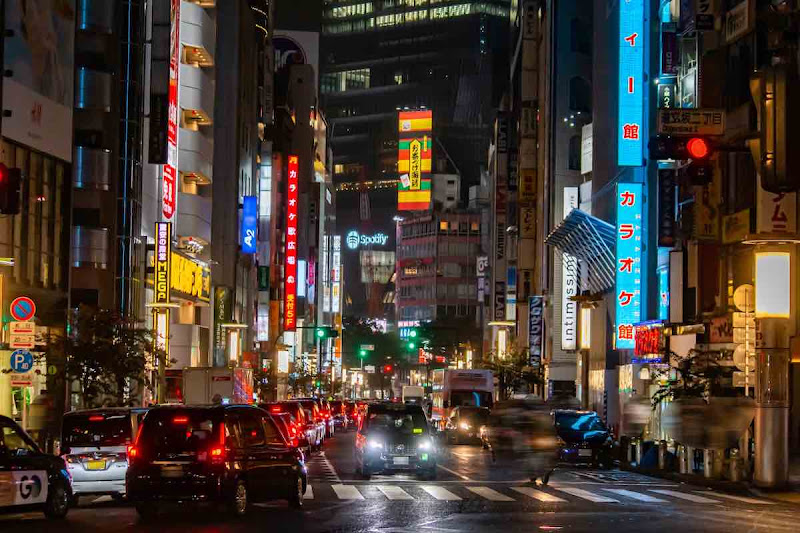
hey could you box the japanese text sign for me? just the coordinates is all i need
[618,0,645,166]
[616,183,644,349]
[657,109,725,136]
[155,222,172,304]
[162,0,181,220]
[284,155,299,331]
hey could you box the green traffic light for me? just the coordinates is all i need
[409,329,418,338]
[408,341,416,350]
[316,327,325,338]
[359,350,367,357]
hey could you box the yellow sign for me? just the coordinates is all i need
[155,222,172,304]
[519,168,537,203]
[171,253,211,302]
[409,139,422,190]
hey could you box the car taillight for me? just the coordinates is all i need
[127,445,138,463]
[173,416,189,424]
[89,415,105,422]
[270,406,282,414]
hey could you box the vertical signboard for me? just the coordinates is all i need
[561,188,579,351]
[756,177,796,234]
[658,169,676,247]
[493,114,509,320]
[284,156,300,331]
[617,0,645,166]
[162,0,181,220]
[154,222,172,304]
[528,296,544,367]
[397,110,433,210]
[615,183,645,349]
[241,196,258,253]
[214,287,231,366]
[332,235,341,313]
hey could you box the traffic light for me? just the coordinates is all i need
[407,340,417,350]
[0,164,21,215]
[382,364,393,374]
[315,326,339,339]
[648,135,714,185]
[359,349,367,358]
[408,329,418,339]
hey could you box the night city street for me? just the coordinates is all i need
[3,432,800,532]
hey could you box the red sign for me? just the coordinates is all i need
[634,323,664,357]
[162,0,181,220]
[283,155,299,331]
[10,297,36,322]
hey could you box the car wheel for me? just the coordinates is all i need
[69,494,80,508]
[227,479,250,517]
[44,481,70,519]
[288,475,304,509]
[111,493,126,503]
[135,503,159,521]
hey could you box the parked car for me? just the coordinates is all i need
[319,399,336,438]
[354,402,436,480]
[126,404,307,519]
[272,412,302,450]
[61,407,148,504]
[345,402,360,428]
[296,399,327,446]
[329,400,349,431]
[553,409,613,468]
[260,402,318,455]
[445,406,490,446]
[0,415,72,519]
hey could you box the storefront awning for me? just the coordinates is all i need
[545,209,616,293]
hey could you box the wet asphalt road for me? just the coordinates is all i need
[2,429,799,532]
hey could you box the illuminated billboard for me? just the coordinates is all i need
[155,222,172,304]
[284,155,299,331]
[241,196,257,253]
[617,0,645,166]
[398,110,433,211]
[615,183,644,349]
[162,0,181,219]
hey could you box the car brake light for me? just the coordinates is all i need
[89,415,104,422]
[173,416,189,424]
[270,406,282,413]
[127,445,138,463]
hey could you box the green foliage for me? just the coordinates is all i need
[46,305,169,408]
[650,348,736,408]
[416,316,481,360]
[480,349,542,400]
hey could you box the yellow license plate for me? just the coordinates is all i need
[86,460,106,470]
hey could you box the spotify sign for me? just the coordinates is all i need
[345,230,389,250]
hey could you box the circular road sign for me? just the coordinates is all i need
[10,296,36,321]
[10,349,34,373]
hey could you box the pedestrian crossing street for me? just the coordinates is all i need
[301,482,777,507]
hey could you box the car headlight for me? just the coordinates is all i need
[368,439,383,450]
[418,438,434,451]
[459,422,471,431]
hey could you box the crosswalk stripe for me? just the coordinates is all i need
[377,485,414,500]
[692,491,773,505]
[466,486,515,502]
[510,487,567,503]
[649,489,719,503]
[421,485,462,501]
[304,485,314,499]
[332,484,365,500]
[604,489,667,503]
[553,487,619,503]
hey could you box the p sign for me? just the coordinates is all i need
[10,349,33,373]
[10,297,36,322]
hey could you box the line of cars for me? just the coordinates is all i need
[1,397,358,521]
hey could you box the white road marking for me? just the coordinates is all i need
[553,487,619,503]
[604,489,667,503]
[692,491,773,505]
[436,464,471,481]
[377,485,414,500]
[421,485,463,501]
[510,486,567,503]
[332,484,364,500]
[304,485,314,499]
[649,489,720,504]
[466,486,515,502]
[318,452,341,482]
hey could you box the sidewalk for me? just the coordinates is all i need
[751,454,800,504]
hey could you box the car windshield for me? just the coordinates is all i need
[451,391,492,408]
[63,414,131,447]
[137,410,220,458]
[366,410,427,435]
[555,413,606,432]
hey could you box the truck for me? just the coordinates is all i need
[430,369,494,429]
[182,367,254,405]
[402,385,425,405]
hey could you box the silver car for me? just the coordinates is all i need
[61,408,148,503]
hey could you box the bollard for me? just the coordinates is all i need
[658,440,667,470]
[686,446,695,473]
[703,449,714,479]
[634,438,642,466]
[728,448,743,482]
[678,445,689,474]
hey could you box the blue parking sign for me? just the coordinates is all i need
[10,349,33,373]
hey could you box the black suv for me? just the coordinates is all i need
[126,405,307,519]
[553,410,613,468]
[354,403,436,479]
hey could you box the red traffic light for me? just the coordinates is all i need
[382,364,393,374]
[686,137,710,159]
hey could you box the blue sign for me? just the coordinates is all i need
[658,264,669,321]
[10,349,33,373]
[615,183,644,349]
[241,196,258,253]
[617,0,645,166]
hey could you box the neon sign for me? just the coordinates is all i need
[162,0,181,219]
[241,196,257,253]
[345,230,389,249]
[617,0,645,166]
[615,183,644,349]
[284,155,299,331]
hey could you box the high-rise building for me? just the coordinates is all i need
[321,0,510,191]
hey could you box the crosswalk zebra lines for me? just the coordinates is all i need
[308,451,341,483]
[300,483,777,507]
